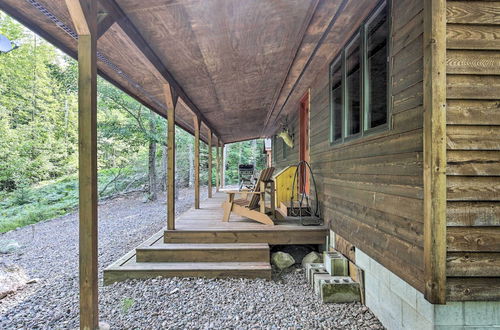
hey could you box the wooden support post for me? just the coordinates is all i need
[221,143,225,188]
[65,0,98,328]
[423,0,447,304]
[215,136,220,192]
[164,84,178,230]
[193,116,200,209]
[208,130,213,198]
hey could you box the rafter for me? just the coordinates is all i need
[98,0,223,142]
[97,11,116,38]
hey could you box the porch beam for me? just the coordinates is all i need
[194,116,200,209]
[423,0,447,304]
[96,11,116,39]
[65,0,98,329]
[98,0,222,141]
[216,137,220,192]
[164,84,178,230]
[208,129,213,198]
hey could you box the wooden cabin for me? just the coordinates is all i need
[1,0,498,329]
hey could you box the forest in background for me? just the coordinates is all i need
[0,13,266,233]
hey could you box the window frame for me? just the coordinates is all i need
[329,0,391,146]
[363,1,391,135]
[329,55,343,144]
[344,32,363,142]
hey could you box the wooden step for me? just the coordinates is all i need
[164,229,328,244]
[104,258,271,285]
[136,243,270,262]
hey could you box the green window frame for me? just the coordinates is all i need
[329,0,390,145]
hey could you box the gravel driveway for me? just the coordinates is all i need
[0,188,383,329]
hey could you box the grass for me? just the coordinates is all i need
[0,167,145,233]
[121,297,135,313]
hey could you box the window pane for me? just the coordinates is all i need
[331,58,342,141]
[367,4,388,128]
[346,34,361,136]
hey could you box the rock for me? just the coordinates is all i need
[273,245,314,265]
[0,262,29,299]
[271,252,295,270]
[301,251,322,267]
[0,240,21,254]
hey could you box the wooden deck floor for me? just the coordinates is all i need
[167,191,329,244]
[104,191,329,284]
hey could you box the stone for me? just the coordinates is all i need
[271,252,295,270]
[0,262,29,299]
[0,239,21,254]
[302,251,322,267]
[274,245,314,265]
[320,277,361,303]
[324,251,348,276]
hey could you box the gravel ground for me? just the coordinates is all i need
[0,187,383,329]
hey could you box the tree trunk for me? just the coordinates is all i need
[160,144,167,191]
[148,120,157,201]
[252,139,257,167]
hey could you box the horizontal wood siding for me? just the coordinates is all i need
[273,0,426,293]
[445,0,500,301]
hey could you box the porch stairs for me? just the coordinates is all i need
[103,230,272,285]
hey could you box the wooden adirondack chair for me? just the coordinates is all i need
[222,167,276,225]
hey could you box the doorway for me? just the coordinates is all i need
[299,90,310,194]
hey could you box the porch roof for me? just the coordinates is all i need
[0,0,376,144]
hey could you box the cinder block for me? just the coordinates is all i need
[305,263,325,283]
[389,271,417,309]
[435,302,464,326]
[364,272,379,298]
[354,248,370,270]
[464,301,500,326]
[402,300,434,330]
[379,288,402,325]
[416,292,435,324]
[323,251,348,276]
[319,277,361,303]
[330,230,336,249]
[309,268,328,286]
[313,273,332,295]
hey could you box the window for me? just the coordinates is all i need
[329,0,389,144]
[365,3,388,129]
[345,34,362,136]
[330,57,342,142]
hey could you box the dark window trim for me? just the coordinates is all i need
[344,32,363,142]
[329,0,391,146]
[329,55,343,144]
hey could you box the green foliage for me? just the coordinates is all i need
[121,298,135,313]
[0,13,78,189]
